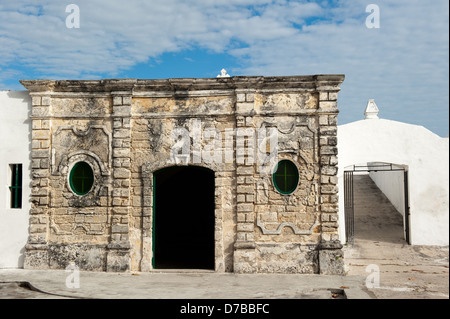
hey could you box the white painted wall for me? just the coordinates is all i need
[338,117,449,246]
[0,91,31,268]
[368,162,405,217]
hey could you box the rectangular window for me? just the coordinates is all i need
[9,164,22,209]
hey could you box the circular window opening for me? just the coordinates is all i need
[69,162,94,196]
[272,160,299,195]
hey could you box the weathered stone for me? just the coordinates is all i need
[114,168,130,179]
[237,203,253,212]
[112,224,129,233]
[24,249,49,270]
[48,244,106,271]
[321,185,339,194]
[106,249,130,272]
[318,240,344,275]
[21,74,345,274]
[321,165,338,175]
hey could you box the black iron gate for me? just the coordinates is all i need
[344,164,410,245]
[344,171,354,245]
[404,170,410,244]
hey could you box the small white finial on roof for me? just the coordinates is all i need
[217,68,230,78]
[364,99,379,119]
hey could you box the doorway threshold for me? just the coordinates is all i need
[148,269,216,274]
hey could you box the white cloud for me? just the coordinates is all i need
[0,0,326,79]
[0,0,448,135]
[227,0,449,134]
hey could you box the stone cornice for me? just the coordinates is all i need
[20,75,345,94]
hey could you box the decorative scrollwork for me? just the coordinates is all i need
[256,217,319,235]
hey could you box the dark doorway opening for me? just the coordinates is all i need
[153,166,215,270]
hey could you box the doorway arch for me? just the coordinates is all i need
[152,166,215,269]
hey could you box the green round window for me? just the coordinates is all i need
[69,162,94,195]
[272,160,299,195]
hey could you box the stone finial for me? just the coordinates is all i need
[364,99,379,119]
[217,68,230,78]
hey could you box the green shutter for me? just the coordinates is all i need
[9,164,22,209]
[272,160,299,195]
[69,162,94,195]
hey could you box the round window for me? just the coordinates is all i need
[272,160,299,195]
[69,162,94,195]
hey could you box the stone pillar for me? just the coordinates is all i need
[24,94,51,269]
[140,163,153,272]
[233,92,257,273]
[106,92,132,271]
[318,240,344,275]
[317,86,344,275]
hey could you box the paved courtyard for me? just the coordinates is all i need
[0,268,368,299]
[1,176,448,301]
[0,239,448,300]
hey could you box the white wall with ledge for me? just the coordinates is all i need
[368,162,405,217]
[338,100,449,246]
[0,91,32,268]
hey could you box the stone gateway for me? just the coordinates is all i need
[20,75,345,274]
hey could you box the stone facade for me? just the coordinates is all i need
[20,75,345,274]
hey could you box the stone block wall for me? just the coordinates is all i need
[21,75,345,274]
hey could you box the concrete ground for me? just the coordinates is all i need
[344,240,449,299]
[0,175,447,300]
[0,240,447,300]
[343,174,449,299]
[0,268,371,299]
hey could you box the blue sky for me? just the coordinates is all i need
[0,0,448,136]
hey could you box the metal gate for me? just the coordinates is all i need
[404,171,410,244]
[343,164,410,245]
[344,171,354,245]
